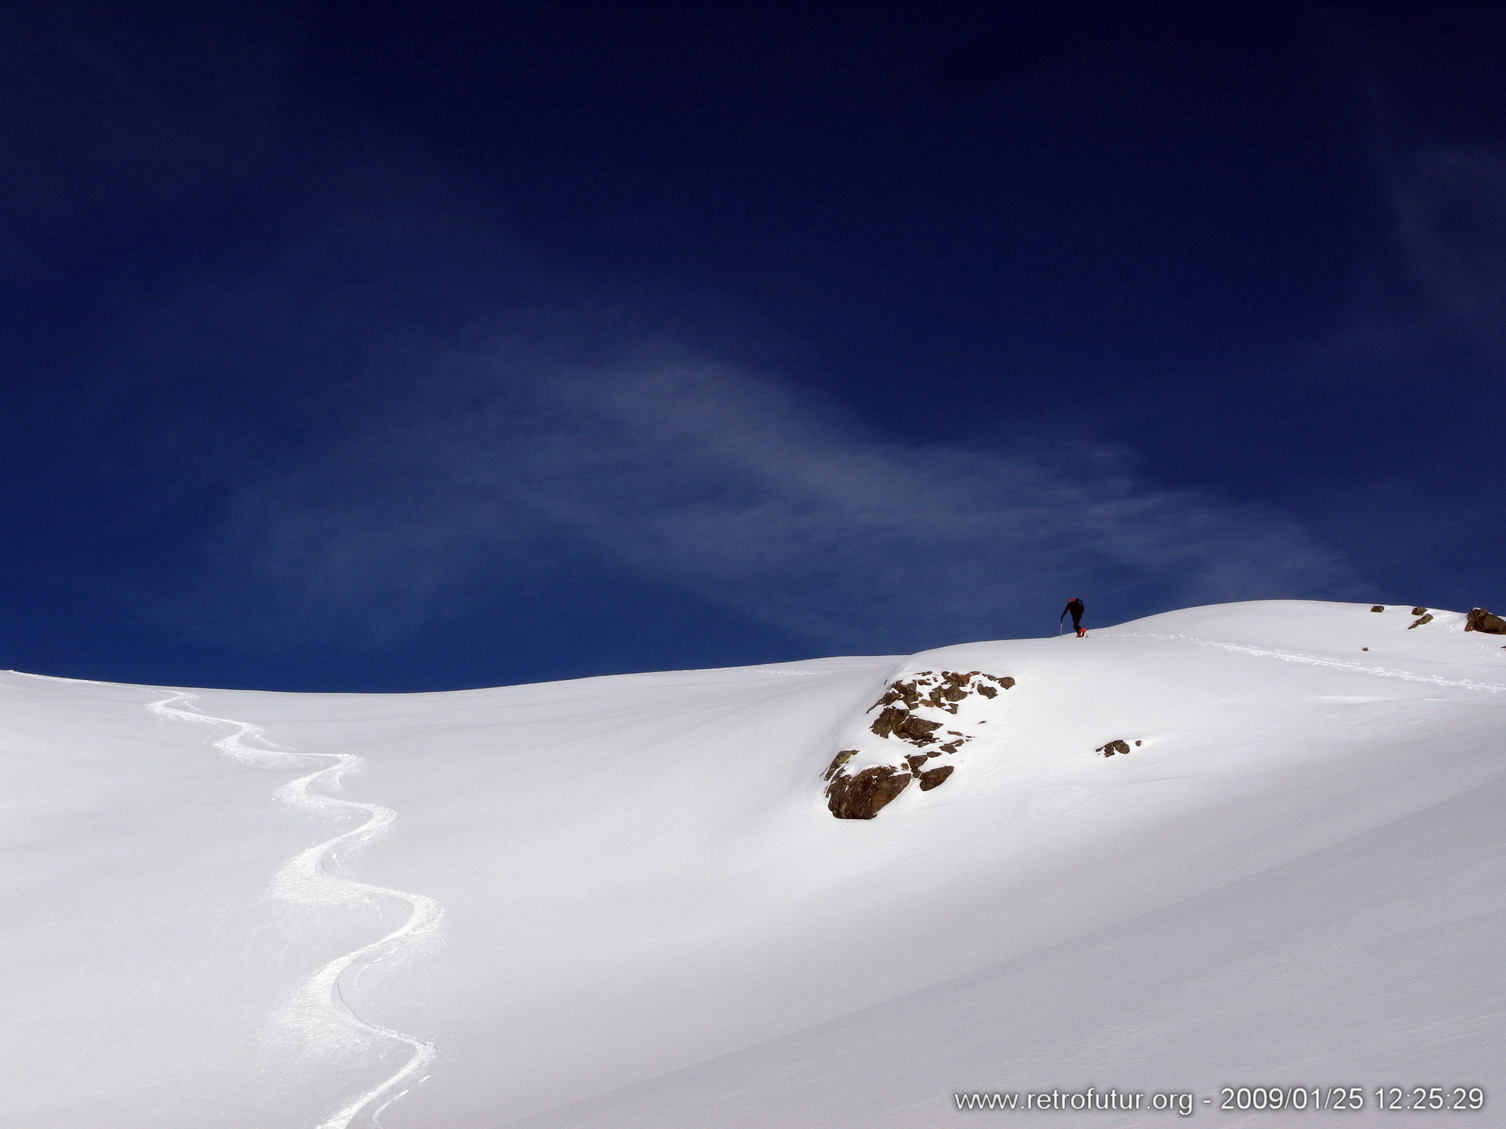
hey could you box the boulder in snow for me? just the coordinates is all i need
[869,708,942,744]
[825,765,912,819]
[917,764,954,790]
[1464,607,1506,634]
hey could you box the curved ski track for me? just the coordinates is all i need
[149,691,442,1129]
[1117,633,1506,694]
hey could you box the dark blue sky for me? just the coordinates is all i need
[4,0,1503,691]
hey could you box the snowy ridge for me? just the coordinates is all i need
[147,692,442,1129]
[5,601,1501,1128]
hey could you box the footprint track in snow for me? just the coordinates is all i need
[1118,633,1506,694]
[148,691,442,1129]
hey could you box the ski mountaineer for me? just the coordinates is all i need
[1061,597,1086,638]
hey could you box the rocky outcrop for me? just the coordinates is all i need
[1371,605,1385,613]
[1408,613,1434,629]
[822,669,1014,819]
[1465,607,1506,634]
[1096,738,1142,757]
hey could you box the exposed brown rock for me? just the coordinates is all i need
[874,683,921,710]
[974,676,1015,699]
[917,765,955,791]
[1096,739,1132,757]
[902,716,942,743]
[822,750,857,781]
[868,706,907,739]
[1371,605,1385,612]
[871,670,1013,721]
[1411,607,1428,616]
[1408,613,1434,629]
[826,766,912,819]
[1465,607,1506,634]
[868,711,941,744]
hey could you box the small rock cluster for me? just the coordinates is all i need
[822,670,1014,820]
[1096,738,1143,757]
[1372,604,1434,627]
[1371,604,1506,634]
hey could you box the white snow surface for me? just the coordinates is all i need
[2,600,1502,1128]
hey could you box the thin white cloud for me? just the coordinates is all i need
[209,339,1359,651]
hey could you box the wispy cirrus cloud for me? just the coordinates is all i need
[204,335,1361,653]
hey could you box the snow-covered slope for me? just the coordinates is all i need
[2,601,1502,1128]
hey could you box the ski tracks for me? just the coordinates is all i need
[1118,633,1506,695]
[148,692,442,1129]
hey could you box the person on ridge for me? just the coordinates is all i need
[1061,597,1086,638]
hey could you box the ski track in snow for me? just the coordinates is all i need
[1119,633,1506,694]
[148,691,442,1129]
